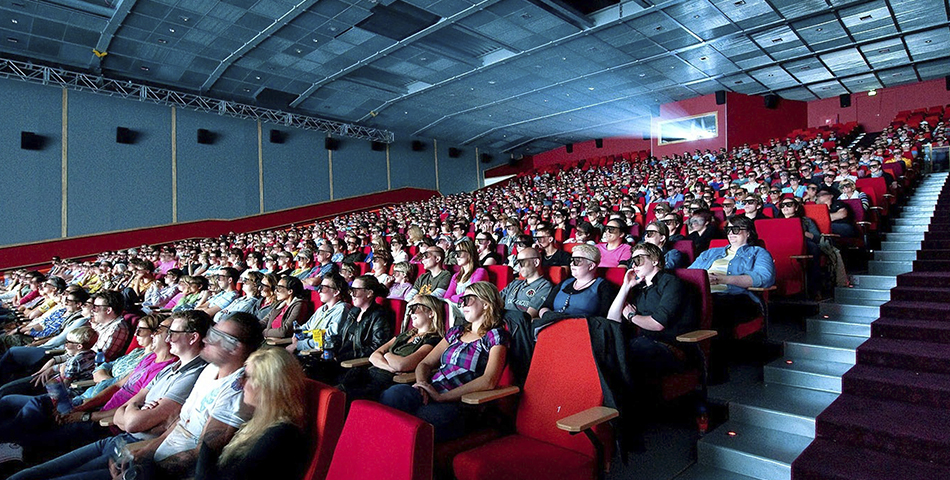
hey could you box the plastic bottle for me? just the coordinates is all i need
[113,436,137,480]
[95,350,106,366]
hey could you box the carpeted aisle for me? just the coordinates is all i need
[792,176,950,480]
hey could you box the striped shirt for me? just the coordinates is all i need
[431,326,509,394]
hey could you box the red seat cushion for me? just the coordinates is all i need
[453,434,594,480]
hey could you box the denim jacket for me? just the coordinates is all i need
[688,244,776,306]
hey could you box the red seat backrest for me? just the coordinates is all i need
[672,240,696,265]
[841,198,866,225]
[754,218,805,296]
[803,204,832,235]
[485,265,514,291]
[544,266,570,285]
[387,298,408,334]
[561,242,580,253]
[856,177,887,209]
[354,262,370,275]
[303,380,346,480]
[325,400,433,480]
[598,267,627,289]
[516,318,608,459]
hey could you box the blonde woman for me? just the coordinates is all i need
[380,281,509,441]
[338,294,445,400]
[196,348,308,480]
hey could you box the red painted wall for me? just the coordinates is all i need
[530,137,652,168]
[808,78,950,132]
[0,188,438,270]
[652,94,726,159]
[727,92,808,146]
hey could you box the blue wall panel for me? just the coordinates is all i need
[175,111,259,222]
[261,124,330,212]
[438,143,480,195]
[388,140,437,191]
[67,91,172,236]
[329,137,387,200]
[0,80,63,245]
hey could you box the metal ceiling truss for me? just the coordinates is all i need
[0,57,394,142]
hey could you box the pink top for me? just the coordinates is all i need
[102,353,178,411]
[596,243,632,268]
[445,268,488,303]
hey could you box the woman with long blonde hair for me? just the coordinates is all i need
[197,347,309,480]
[380,281,509,441]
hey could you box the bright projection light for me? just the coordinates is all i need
[868,89,877,96]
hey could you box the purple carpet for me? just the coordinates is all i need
[792,180,950,480]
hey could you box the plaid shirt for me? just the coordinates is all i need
[61,350,97,382]
[31,306,68,338]
[93,317,131,362]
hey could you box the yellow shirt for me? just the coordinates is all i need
[709,246,737,294]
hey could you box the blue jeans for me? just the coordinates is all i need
[379,384,465,442]
[9,433,137,480]
[0,394,53,443]
[0,376,43,399]
[0,347,49,384]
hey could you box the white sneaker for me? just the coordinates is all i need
[0,443,23,464]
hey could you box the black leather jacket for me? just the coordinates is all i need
[334,302,393,361]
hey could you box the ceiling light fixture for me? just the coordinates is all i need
[169,28,175,33]
[771,37,783,43]
[157,38,167,44]
[11,19,18,24]
[655,26,663,31]
[180,16,189,22]
[312,38,319,43]
[816,27,823,32]
[734,0,745,5]
[588,87,595,90]
[140,66,150,71]
[6,37,18,43]
[700,56,708,61]
[925,39,932,44]
[868,89,877,96]
[295,48,302,54]
[859,14,872,21]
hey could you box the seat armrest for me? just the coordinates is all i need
[461,386,520,405]
[820,233,840,238]
[299,349,320,356]
[790,255,812,260]
[71,379,96,389]
[675,329,717,343]
[265,337,292,346]
[45,348,65,356]
[393,373,416,384]
[856,221,872,227]
[556,406,620,433]
[747,286,777,292]
[882,193,894,199]
[869,206,884,212]
[340,357,371,368]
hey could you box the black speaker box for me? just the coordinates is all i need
[508,155,522,166]
[448,148,462,158]
[197,129,215,145]
[945,75,950,91]
[715,90,726,105]
[116,127,137,144]
[595,138,603,148]
[411,140,425,151]
[325,138,340,151]
[480,153,493,163]
[839,93,851,108]
[371,141,386,151]
[764,94,779,109]
[565,143,573,154]
[269,129,286,144]
[20,132,44,150]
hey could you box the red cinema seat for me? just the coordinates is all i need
[485,265,514,291]
[302,380,346,480]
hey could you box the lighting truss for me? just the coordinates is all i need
[0,57,394,143]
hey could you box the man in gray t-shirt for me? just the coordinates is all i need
[500,247,553,318]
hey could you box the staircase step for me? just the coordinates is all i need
[806,317,872,337]
[673,464,759,480]
[896,271,950,288]
[883,231,925,241]
[890,224,929,233]
[880,299,950,321]
[900,205,936,213]
[889,286,950,303]
[856,337,950,374]
[848,274,896,290]
[784,333,865,364]
[764,357,852,393]
[817,302,879,319]
[914,249,950,260]
[892,217,933,226]
[815,394,950,466]
[697,421,811,480]
[868,260,914,276]
[843,363,950,410]
[913,259,950,272]
[792,438,949,480]
[879,240,921,251]
[833,287,890,305]
[871,317,950,343]
[728,384,837,438]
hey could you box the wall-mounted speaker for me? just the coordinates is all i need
[945,75,950,91]
[508,155,522,166]
[565,143,573,154]
[642,132,650,141]
[20,132,45,150]
[371,141,386,151]
[764,94,779,109]
[839,93,851,108]
[480,153,493,163]
[325,137,339,151]
[116,127,137,144]
[715,90,726,105]
[595,138,603,148]
[411,140,425,151]
[448,147,462,158]
[197,128,216,145]
[269,129,286,144]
